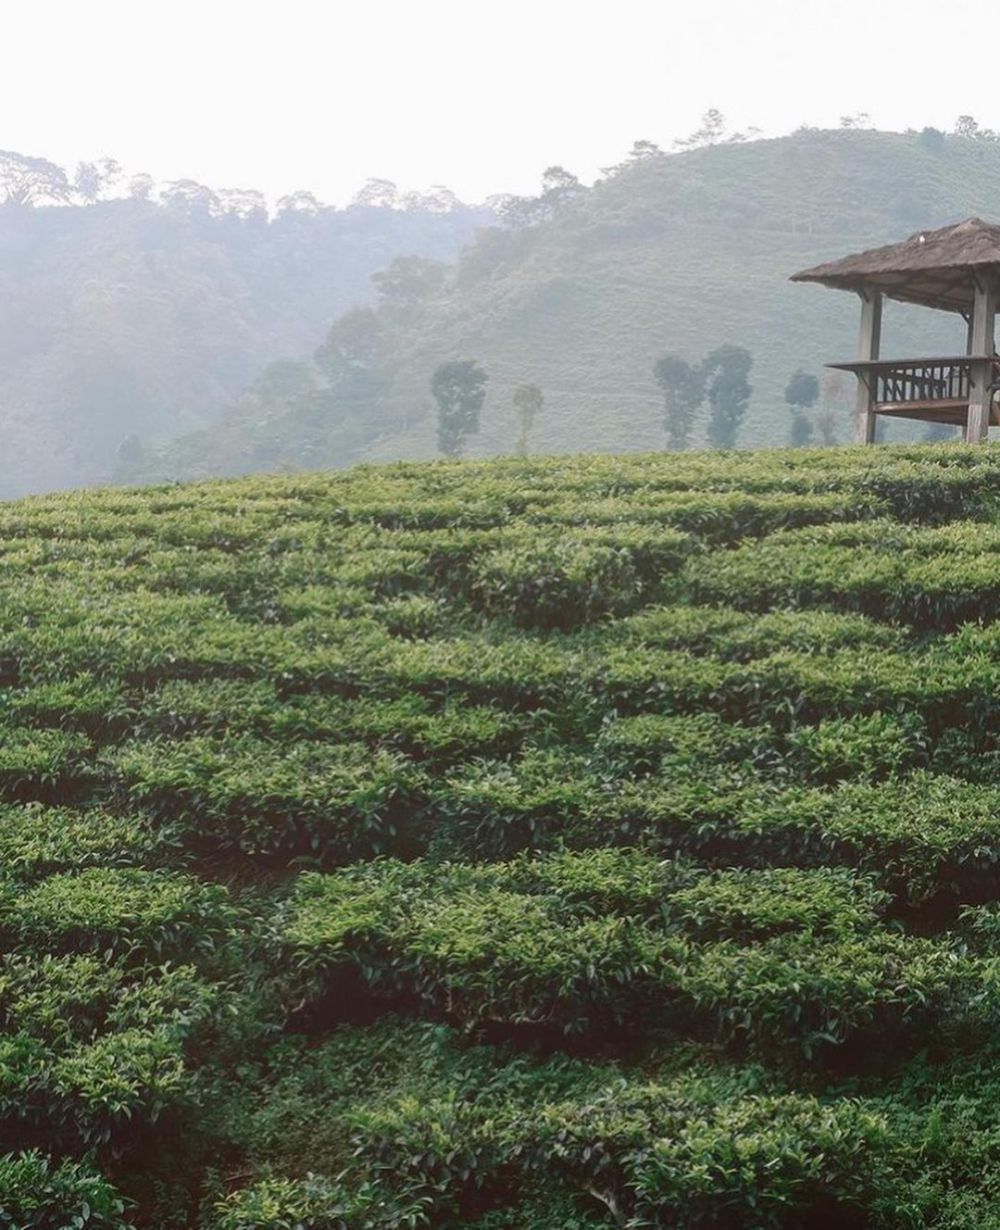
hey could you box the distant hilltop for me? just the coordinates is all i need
[127,126,1000,486]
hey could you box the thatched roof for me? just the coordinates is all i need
[791,217,1000,313]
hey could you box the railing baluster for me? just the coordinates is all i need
[856,359,974,410]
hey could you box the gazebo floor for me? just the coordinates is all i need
[874,399,1000,426]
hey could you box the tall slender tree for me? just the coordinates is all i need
[653,354,704,450]
[704,345,753,449]
[784,369,819,447]
[513,383,544,456]
[431,360,488,457]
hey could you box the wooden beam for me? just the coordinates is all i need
[854,288,882,444]
[873,401,969,424]
[966,277,995,442]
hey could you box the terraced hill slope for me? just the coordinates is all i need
[131,128,1000,482]
[1,444,999,1227]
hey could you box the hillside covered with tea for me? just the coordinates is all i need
[1,444,999,1228]
[130,127,1000,482]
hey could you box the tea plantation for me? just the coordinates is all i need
[1,444,999,1229]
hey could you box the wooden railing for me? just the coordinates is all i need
[829,355,1000,410]
[873,359,971,405]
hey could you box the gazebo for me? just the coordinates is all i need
[792,217,1000,444]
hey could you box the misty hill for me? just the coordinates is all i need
[0,170,490,497]
[130,127,1000,482]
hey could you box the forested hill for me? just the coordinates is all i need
[0,166,490,497]
[129,126,1000,483]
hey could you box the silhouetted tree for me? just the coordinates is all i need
[602,140,665,178]
[405,185,460,214]
[653,354,704,450]
[372,256,448,310]
[316,309,384,378]
[276,190,322,215]
[817,371,851,445]
[431,360,488,457]
[218,188,267,219]
[499,166,584,227]
[314,309,389,407]
[128,173,155,200]
[815,409,839,447]
[162,179,219,215]
[675,109,727,149]
[630,140,663,160]
[0,150,71,206]
[540,166,582,204]
[513,383,544,455]
[74,158,121,203]
[785,369,819,447]
[73,162,102,203]
[498,194,543,228]
[789,413,813,448]
[953,115,1000,141]
[704,344,753,449]
[352,178,399,209]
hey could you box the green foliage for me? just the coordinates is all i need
[667,866,890,940]
[512,383,544,457]
[0,1151,131,1230]
[107,738,426,856]
[785,369,820,409]
[703,344,754,449]
[211,1175,430,1230]
[0,956,214,1148]
[282,856,680,1034]
[0,447,993,1225]
[680,930,980,1056]
[0,806,165,879]
[468,529,690,629]
[783,712,928,783]
[10,868,237,961]
[653,353,704,450]
[431,361,488,458]
[281,857,981,1055]
[629,1095,900,1227]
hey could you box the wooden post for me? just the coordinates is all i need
[966,276,995,442]
[854,287,882,444]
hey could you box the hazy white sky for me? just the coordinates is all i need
[7,0,1000,204]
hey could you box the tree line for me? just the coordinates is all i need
[653,347,841,451]
[0,148,475,218]
[13,107,989,218]
[429,362,543,458]
[428,348,845,459]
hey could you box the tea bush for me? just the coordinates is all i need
[106,738,428,856]
[281,858,976,1051]
[0,445,996,1225]
[10,868,237,961]
[0,1151,131,1230]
